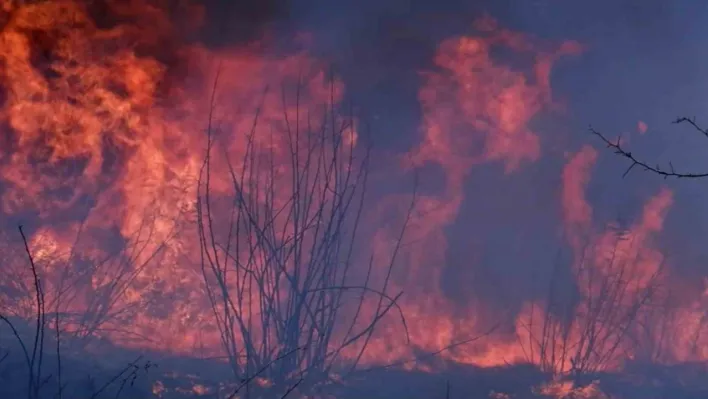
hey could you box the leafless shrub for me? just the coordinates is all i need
[0,226,50,399]
[0,226,156,399]
[518,234,664,382]
[2,200,196,358]
[196,77,414,396]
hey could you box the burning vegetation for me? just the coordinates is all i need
[1,1,708,398]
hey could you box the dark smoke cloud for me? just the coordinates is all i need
[198,0,287,47]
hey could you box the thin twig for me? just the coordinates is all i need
[590,118,708,179]
[88,356,144,399]
[19,225,45,399]
[280,377,304,399]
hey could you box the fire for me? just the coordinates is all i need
[360,13,582,368]
[561,145,598,251]
[0,1,707,398]
[534,379,611,399]
[637,121,648,134]
[516,144,675,375]
[0,0,343,356]
[531,141,708,375]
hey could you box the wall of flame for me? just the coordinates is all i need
[2,0,708,377]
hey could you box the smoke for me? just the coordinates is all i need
[4,1,708,397]
[197,0,287,47]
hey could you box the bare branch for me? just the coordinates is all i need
[590,119,708,179]
[673,116,708,139]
